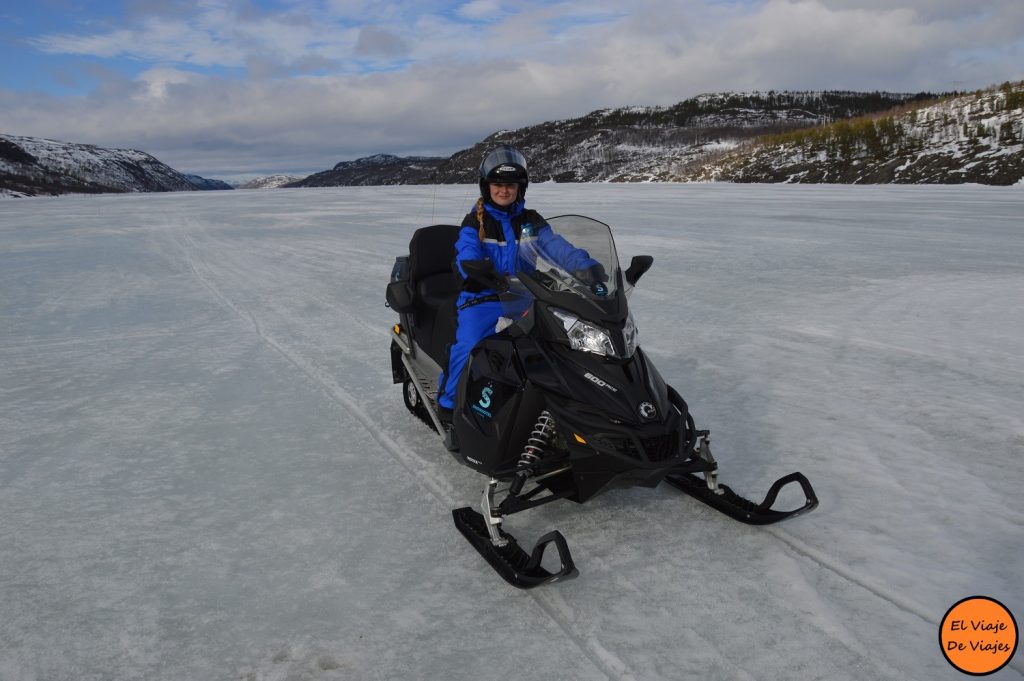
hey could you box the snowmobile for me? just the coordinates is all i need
[386,215,817,588]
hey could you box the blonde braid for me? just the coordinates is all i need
[476,197,486,242]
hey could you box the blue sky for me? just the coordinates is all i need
[1,0,1021,178]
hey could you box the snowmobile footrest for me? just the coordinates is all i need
[664,471,818,525]
[452,507,579,589]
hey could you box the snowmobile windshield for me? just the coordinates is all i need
[516,214,622,300]
[495,215,636,357]
[495,214,627,327]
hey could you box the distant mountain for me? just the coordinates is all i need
[0,134,197,197]
[185,174,233,191]
[680,82,1024,185]
[236,174,302,189]
[430,91,939,183]
[287,91,937,187]
[8,86,1016,197]
[285,154,445,187]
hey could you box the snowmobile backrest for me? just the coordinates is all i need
[408,224,461,307]
[409,224,461,281]
[404,225,461,367]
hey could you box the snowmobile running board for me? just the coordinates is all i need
[452,507,579,589]
[663,471,818,525]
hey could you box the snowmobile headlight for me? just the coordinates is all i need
[623,311,638,357]
[550,308,617,357]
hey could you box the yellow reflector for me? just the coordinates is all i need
[393,324,401,334]
[573,433,587,444]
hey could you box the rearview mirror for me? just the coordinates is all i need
[625,255,653,286]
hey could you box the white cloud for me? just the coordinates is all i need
[7,0,1023,175]
[456,0,506,21]
[135,67,201,98]
[31,4,361,69]
[354,25,410,59]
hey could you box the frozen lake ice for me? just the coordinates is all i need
[1,183,1022,680]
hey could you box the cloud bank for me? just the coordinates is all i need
[3,0,1022,177]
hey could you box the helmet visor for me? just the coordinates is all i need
[481,146,528,183]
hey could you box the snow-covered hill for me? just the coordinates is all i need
[685,82,1024,184]
[286,91,931,186]
[184,174,234,191]
[0,134,198,197]
[236,174,303,189]
[6,86,1016,196]
[287,154,446,187]
[476,91,930,183]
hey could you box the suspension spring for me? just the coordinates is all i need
[511,411,556,496]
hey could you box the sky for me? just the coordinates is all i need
[1,0,1022,179]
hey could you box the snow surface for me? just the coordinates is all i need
[1,184,1022,681]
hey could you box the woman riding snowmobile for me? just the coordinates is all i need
[437,145,606,445]
[385,155,818,589]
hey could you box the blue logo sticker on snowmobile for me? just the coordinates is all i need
[593,282,608,297]
[472,385,494,418]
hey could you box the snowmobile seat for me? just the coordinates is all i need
[407,224,461,367]
[417,273,458,308]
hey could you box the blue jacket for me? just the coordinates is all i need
[454,199,596,296]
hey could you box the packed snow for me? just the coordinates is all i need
[1,184,1021,681]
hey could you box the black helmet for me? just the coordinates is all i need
[479,145,529,198]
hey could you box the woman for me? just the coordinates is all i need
[436,145,605,426]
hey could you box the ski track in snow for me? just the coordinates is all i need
[1,184,1021,681]
[169,223,460,507]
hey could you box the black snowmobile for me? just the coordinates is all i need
[386,215,817,588]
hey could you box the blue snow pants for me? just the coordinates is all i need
[437,293,504,410]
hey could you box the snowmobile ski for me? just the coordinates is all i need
[452,507,578,589]
[664,471,818,525]
[664,431,818,525]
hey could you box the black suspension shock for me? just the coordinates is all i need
[510,410,556,496]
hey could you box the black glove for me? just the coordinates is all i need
[461,259,509,293]
[575,263,608,285]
